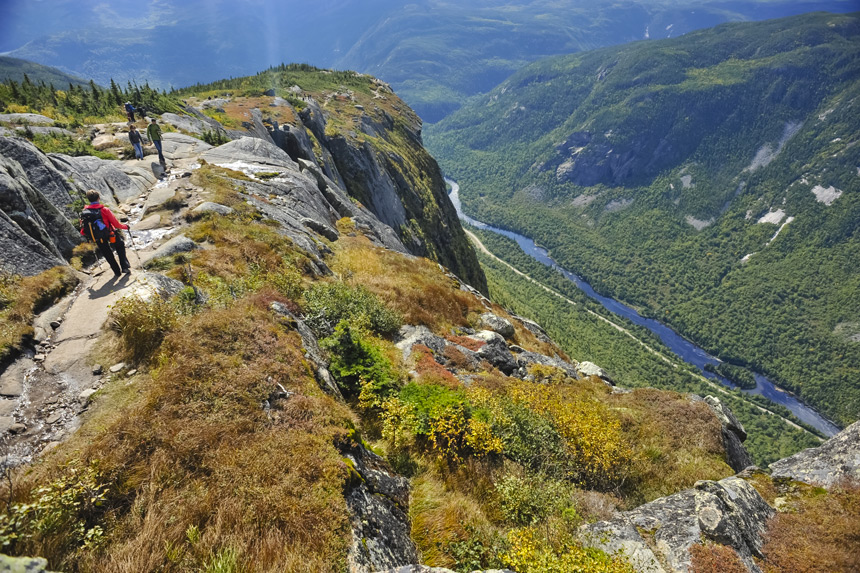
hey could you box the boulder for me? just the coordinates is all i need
[142,183,182,215]
[0,113,54,125]
[91,133,124,150]
[467,330,518,375]
[0,554,60,573]
[577,361,613,383]
[395,325,448,361]
[581,476,774,573]
[159,132,213,160]
[143,235,198,265]
[191,202,233,216]
[479,312,515,339]
[769,420,860,488]
[200,136,297,171]
[129,272,186,301]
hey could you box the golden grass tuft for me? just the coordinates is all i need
[11,295,355,571]
[332,234,485,333]
[0,266,78,362]
[608,388,731,504]
[760,479,860,573]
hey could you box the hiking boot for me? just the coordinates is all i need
[122,268,132,274]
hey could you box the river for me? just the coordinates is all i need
[448,180,840,437]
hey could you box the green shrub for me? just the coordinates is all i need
[304,281,401,337]
[321,321,397,397]
[0,462,109,554]
[494,474,575,527]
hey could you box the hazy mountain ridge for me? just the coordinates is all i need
[3,0,858,122]
[0,57,89,89]
[426,11,860,427]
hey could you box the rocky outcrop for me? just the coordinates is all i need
[0,137,82,274]
[769,420,860,487]
[188,89,486,293]
[201,137,407,269]
[0,113,54,125]
[159,132,213,161]
[342,443,418,573]
[581,476,775,573]
[704,395,753,473]
[479,312,514,338]
[200,136,297,171]
[48,153,156,208]
[269,301,341,398]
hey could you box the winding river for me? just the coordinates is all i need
[448,180,840,437]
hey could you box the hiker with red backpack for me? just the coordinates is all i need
[79,190,132,277]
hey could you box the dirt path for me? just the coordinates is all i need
[0,148,207,468]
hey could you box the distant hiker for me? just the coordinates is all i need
[124,101,136,122]
[147,118,165,165]
[79,190,131,277]
[137,104,146,121]
[128,124,144,160]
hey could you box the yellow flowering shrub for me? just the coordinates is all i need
[503,527,634,573]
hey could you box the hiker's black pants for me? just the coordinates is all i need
[96,235,130,275]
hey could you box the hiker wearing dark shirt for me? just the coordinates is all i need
[147,118,165,165]
[79,190,131,277]
[128,124,144,160]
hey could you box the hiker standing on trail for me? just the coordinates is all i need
[79,190,131,277]
[128,124,144,160]
[124,101,136,122]
[147,117,165,166]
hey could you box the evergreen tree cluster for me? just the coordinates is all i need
[0,74,179,121]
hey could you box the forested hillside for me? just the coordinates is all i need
[426,12,860,427]
[0,57,89,89]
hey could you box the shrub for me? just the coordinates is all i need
[0,462,109,555]
[109,294,178,363]
[494,474,575,527]
[383,383,503,463]
[321,320,397,397]
[502,527,634,573]
[304,281,401,337]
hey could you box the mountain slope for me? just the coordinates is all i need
[426,12,860,426]
[0,57,89,88]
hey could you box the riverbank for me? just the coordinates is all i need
[448,179,840,438]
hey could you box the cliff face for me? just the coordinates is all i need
[0,75,486,295]
[179,75,488,294]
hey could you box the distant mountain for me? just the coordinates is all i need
[3,0,857,122]
[426,12,860,427]
[0,56,90,88]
